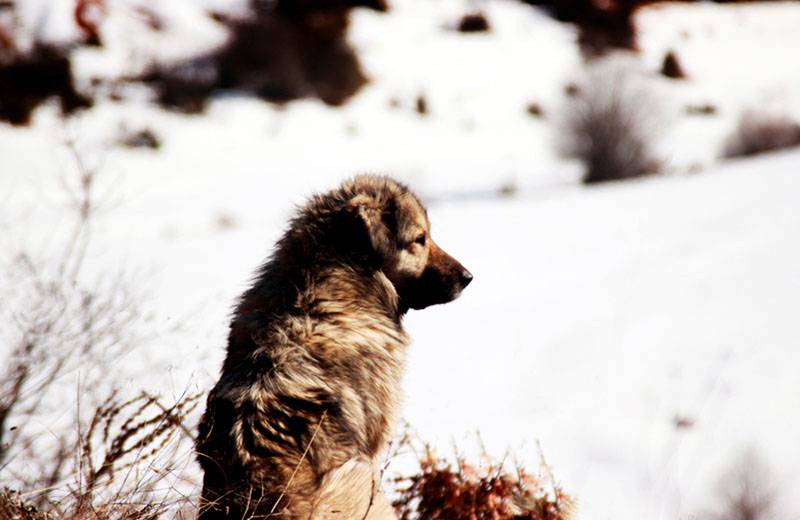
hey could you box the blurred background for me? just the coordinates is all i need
[1,0,800,518]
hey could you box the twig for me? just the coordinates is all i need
[269,410,328,515]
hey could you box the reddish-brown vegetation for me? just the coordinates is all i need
[74,0,106,47]
[394,442,574,520]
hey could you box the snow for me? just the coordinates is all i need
[403,153,800,517]
[2,0,800,518]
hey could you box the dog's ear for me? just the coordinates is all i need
[346,194,394,256]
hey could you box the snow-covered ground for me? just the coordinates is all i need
[2,1,800,518]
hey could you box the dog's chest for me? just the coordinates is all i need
[355,341,406,457]
[311,316,408,455]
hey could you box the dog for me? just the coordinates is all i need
[196,175,472,519]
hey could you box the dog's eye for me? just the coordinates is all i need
[414,234,426,246]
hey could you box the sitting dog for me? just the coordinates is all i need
[196,175,472,519]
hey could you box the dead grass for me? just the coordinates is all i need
[0,487,161,520]
[0,140,199,518]
[0,381,201,518]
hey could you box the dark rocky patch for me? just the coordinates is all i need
[0,44,91,126]
[142,0,387,113]
[457,11,490,33]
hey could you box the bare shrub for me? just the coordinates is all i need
[393,439,575,520]
[1,145,136,487]
[700,449,779,520]
[70,391,201,515]
[0,141,196,515]
[0,489,51,520]
[0,390,200,519]
[723,111,800,158]
[559,64,662,184]
[0,248,143,491]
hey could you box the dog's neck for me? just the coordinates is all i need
[304,264,403,324]
[224,233,406,374]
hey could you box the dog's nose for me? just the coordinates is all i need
[459,269,473,288]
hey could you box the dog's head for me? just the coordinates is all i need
[341,176,472,311]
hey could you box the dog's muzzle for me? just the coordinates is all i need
[402,242,472,310]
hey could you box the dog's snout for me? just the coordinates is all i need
[459,269,473,288]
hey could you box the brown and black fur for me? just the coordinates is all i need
[196,175,472,519]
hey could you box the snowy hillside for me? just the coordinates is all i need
[2,0,800,518]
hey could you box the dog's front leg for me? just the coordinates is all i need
[310,456,397,520]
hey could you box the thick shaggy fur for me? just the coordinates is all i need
[196,176,471,519]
